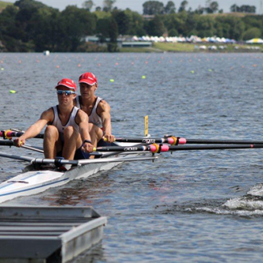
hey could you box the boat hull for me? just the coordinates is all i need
[0,157,122,204]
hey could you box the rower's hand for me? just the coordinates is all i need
[13,138,25,147]
[103,134,115,143]
[82,141,94,153]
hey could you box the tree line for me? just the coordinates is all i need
[0,0,262,52]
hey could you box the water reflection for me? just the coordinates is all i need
[42,174,115,206]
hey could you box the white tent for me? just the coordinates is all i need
[246,38,263,44]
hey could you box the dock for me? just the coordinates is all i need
[0,206,107,262]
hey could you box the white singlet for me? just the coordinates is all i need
[76,96,103,128]
[51,106,80,140]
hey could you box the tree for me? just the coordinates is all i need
[243,27,261,40]
[168,28,178,36]
[230,4,240,12]
[113,10,131,35]
[195,6,205,14]
[215,16,245,40]
[230,4,256,13]
[240,5,256,13]
[14,0,46,9]
[178,0,188,12]
[57,6,97,51]
[31,7,60,51]
[124,9,145,36]
[195,15,215,37]
[146,15,165,36]
[82,0,94,11]
[107,17,118,52]
[0,5,22,51]
[14,0,48,42]
[242,15,261,29]
[164,1,175,14]
[163,12,187,35]
[143,1,164,15]
[103,0,116,12]
[96,18,110,39]
[210,1,219,13]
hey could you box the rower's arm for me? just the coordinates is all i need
[77,110,94,153]
[14,109,52,146]
[98,101,115,142]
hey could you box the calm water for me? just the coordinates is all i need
[1,52,263,262]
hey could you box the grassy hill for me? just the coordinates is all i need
[0,1,12,12]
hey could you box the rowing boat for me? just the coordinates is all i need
[0,141,157,204]
[1,126,263,204]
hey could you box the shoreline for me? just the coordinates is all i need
[120,43,263,53]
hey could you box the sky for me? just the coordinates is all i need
[6,0,263,14]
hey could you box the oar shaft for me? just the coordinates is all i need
[114,137,171,143]
[168,144,263,151]
[0,140,14,146]
[0,140,43,153]
[104,136,263,146]
[95,143,263,153]
[112,136,179,145]
[181,139,263,144]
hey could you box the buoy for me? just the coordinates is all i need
[191,70,195,74]
[110,79,114,82]
[9,90,16,94]
[142,75,146,79]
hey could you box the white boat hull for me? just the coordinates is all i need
[0,140,155,203]
[0,155,122,204]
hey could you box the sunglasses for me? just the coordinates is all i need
[57,90,76,96]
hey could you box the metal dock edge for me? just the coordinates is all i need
[0,206,107,263]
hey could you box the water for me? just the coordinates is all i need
[1,52,263,262]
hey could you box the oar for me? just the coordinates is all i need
[0,140,44,153]
[94,143,263,153]
[177,138,263,145]
[106,136,181,145]
[0,130,44,139]
[110,136,263,145]
[0,151,158,165]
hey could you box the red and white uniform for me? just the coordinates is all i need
[76,96,103,128]
[51,106,80,140]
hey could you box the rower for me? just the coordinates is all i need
[14,78,94,164]
[74,72,115,148]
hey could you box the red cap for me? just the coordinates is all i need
[79,72,97,86]
[55,78,77,91]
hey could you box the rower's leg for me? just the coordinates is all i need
[89,123,103,148]
[63,126,81,160]
[44,125,61,158]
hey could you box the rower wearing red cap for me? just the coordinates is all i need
[14,78,94,165]
[74,72,115,147]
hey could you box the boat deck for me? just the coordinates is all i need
[0,206,107,263]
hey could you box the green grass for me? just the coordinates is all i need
[120,46,163,52]
[153,42,196,52]
[123,42,263,53]
[0,1,12,12]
